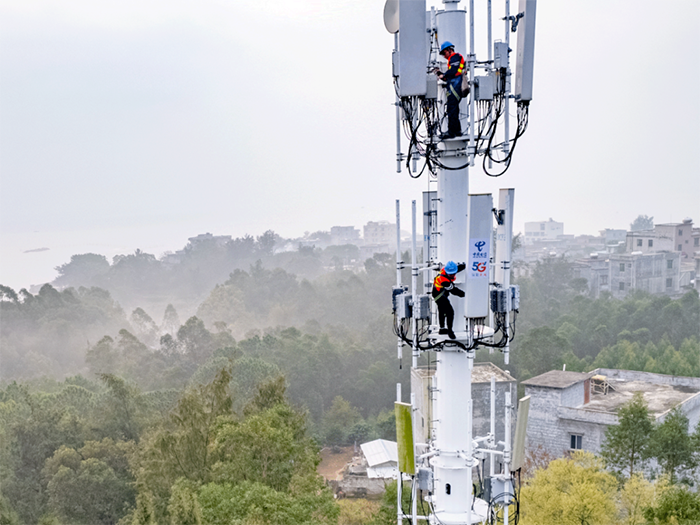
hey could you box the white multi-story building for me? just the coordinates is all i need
[363,221,396,247]
[524,218,563,244]
[330,226,360,245]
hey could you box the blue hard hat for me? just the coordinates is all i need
[440,41,455,54]
[444,261,458,274]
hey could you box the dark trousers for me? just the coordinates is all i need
[436,296,454,330]
[446,85,462,137]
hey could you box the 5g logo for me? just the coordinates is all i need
[472,262,487,273]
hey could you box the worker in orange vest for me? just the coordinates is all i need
[434,41,466,139]
[432,261,466,339]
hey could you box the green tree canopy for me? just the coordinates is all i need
[520,451,618,525]
[600,392,653,479]
[650,407,698,483]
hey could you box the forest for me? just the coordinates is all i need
[1,231,699,524]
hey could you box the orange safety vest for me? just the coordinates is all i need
[432,271,455,301]
[444,51,465,78]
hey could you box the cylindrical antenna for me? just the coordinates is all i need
[411,200,419,369]
[397,200,403,365]
[468,0,476,165]
[504,388,512,525]
[490,376,496,477]
[394,33,402,173]
[488,0,493,63]
[504,0,511,155]
[396,200,402,288]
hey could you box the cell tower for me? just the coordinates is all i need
[385,0,536,523]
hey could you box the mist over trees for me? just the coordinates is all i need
[1,228,699,523]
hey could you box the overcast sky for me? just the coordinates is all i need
[1,0,698,290]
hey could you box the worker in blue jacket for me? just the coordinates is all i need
[434,41,466,139]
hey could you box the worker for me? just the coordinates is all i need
[434,41,466,139]
[432,260,466,339]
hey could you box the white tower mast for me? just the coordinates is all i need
[386,0,536,522]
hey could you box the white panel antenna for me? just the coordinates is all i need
[514,0,536,102]
[466,194,493,318]
[398,0,428,96]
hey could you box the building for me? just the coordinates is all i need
[655,219,694,258]
[524,218,564,244]
[187,232,232,248]
[363,221,396,247]
[625,230,673,254]
[329,440,397,498]
[573,251,682,299]
[411,363,516,447]
[330,226,360,246]
[600,229,627,250]
[609,251,681,298]
[522,369,700,460]
[360,439,398,479]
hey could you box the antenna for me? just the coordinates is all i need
[383,0,400,34]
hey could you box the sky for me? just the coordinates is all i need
[1,0,699,291]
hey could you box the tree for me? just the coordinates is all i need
[131,491,157,525]
[198,480,338,525]
[512,326,571,380]
[256,230,278,257]
[0,494,19,525]
[98,374,144,442]
[44,440,135,525]
[129,368,233,522]
[618,473,654,525]
[520,451,617,525]
[643,484,700,525]
[167,478,202,525]
[53,253,110,288]
[212,378,318,492]
[161,304,181,337]
[321,396,362,446]
[650,407,698,483]
[600,392,653,479]
[630,215,654,232]
[130,307,159,348]
[177,316,216,363]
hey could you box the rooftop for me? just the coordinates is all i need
[524,369,700,418]
[360,439,397,467]
[586,378,700,418]
[412,362,515,383]
[521,370,591,389]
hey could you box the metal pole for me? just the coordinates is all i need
[397,200,404,364]
[412,200,419,369]
[487,0,494,169]
[504,0,511,155]
[468,0,475,165]
[411,392,418,525]
[503,389,512,525]
[397,200,402,289]
[490,376,496,478]
[495,189,514,364]
[488,0,493,63]
[395,33,402,173]
[397,382,403,525]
